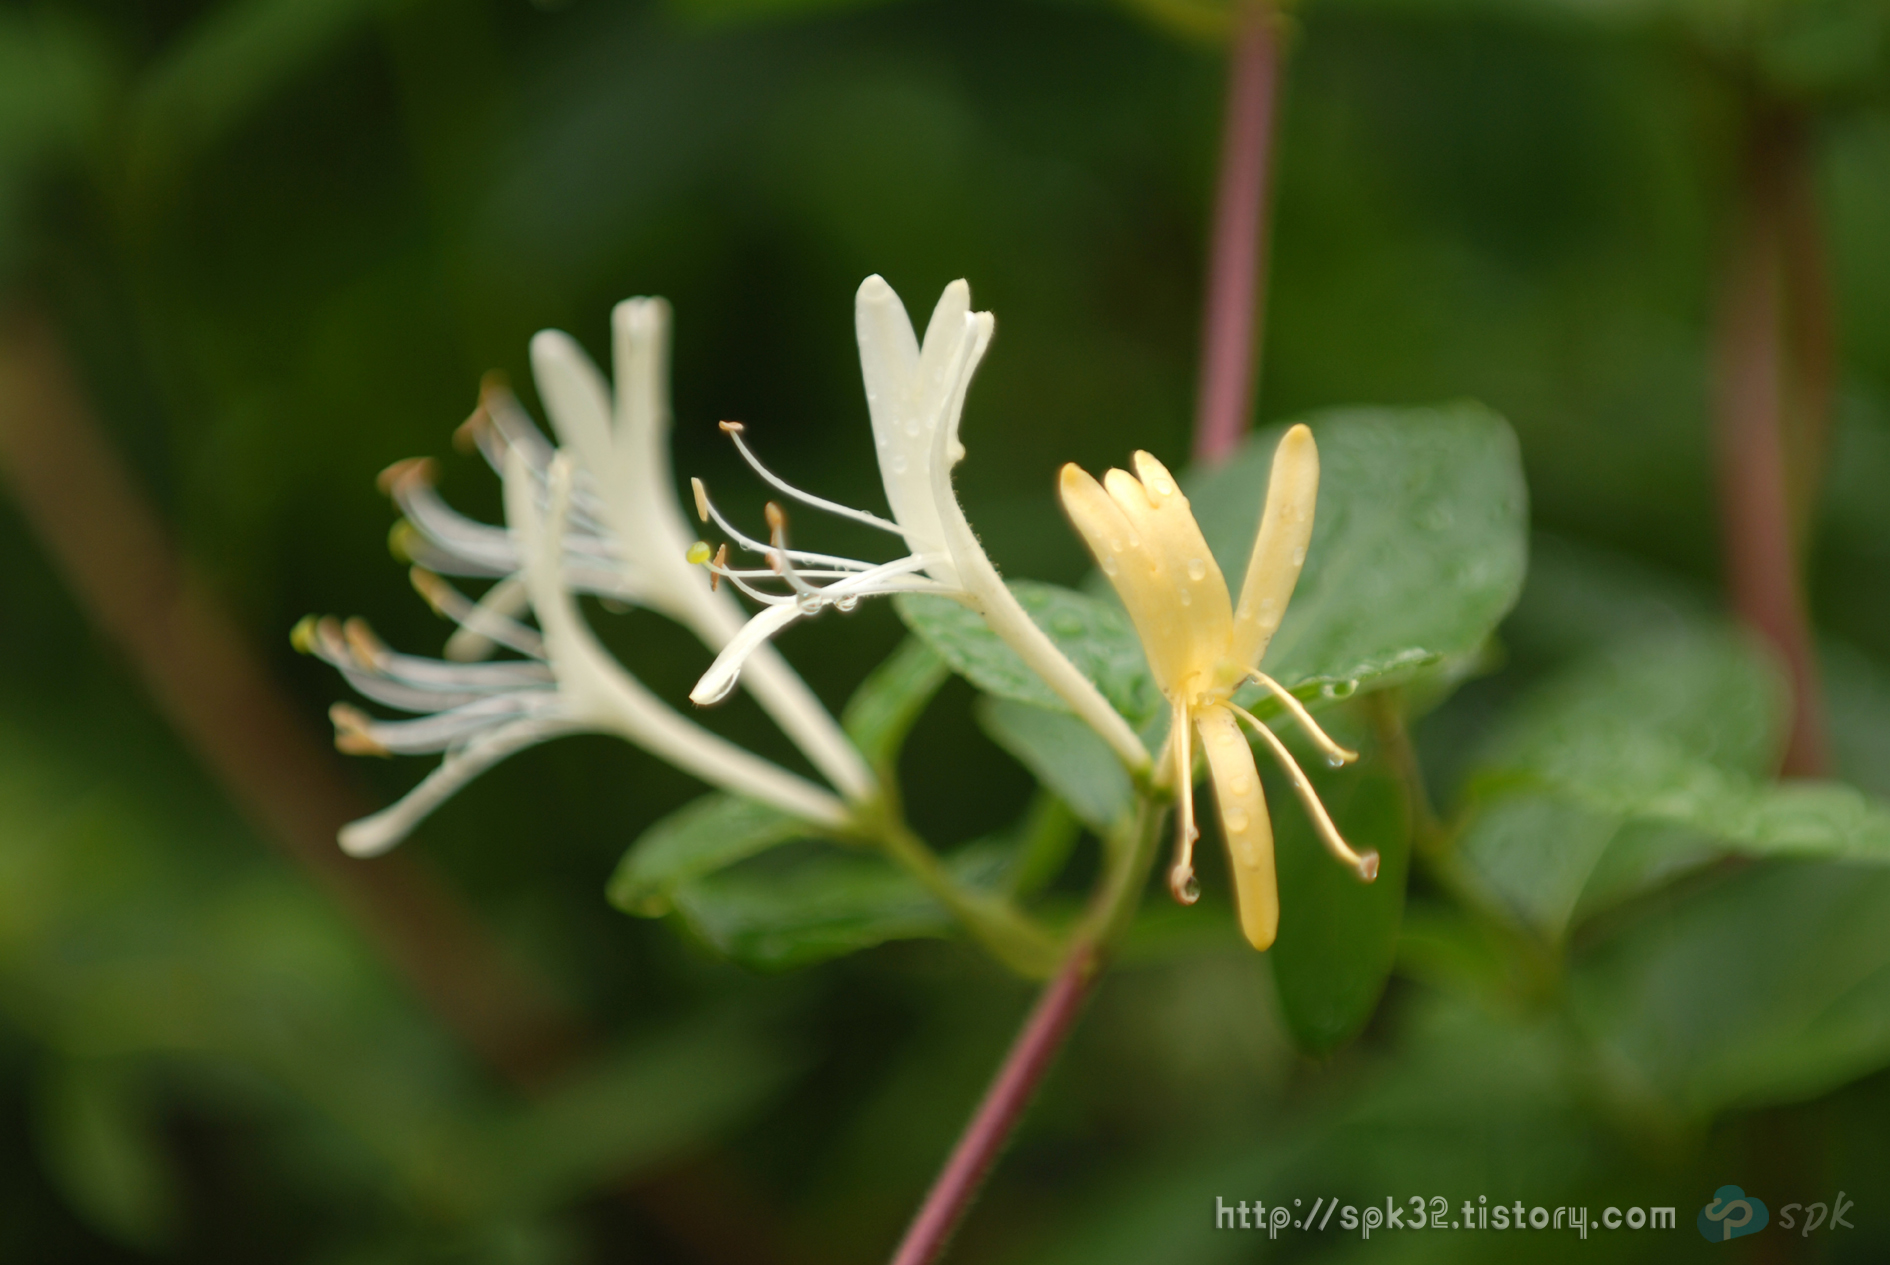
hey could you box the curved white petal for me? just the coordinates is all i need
[690,603,806,706]
[338,716,582,857]
[512,451,848,828]
[856,276,956,581]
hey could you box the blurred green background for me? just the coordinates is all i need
[3,0,1890,1260]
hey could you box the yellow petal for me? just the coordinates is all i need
[1230,423,1319,670]
[1196,704,1277,950]
[1060,462,1194,695]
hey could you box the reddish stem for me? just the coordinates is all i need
[1193,1,1283,463]
[1712,105,1831,777]
[888,945,1099,1265]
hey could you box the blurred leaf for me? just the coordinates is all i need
[667,0,911,29]
[895,582,1162,727]
[1464,630,1890,930]
[489,1016,795,1216]
[841,635,950,772]
[1457,792,1623,938]
[671,842,1010,971]
[34,1060,180,1251]
[128,0,392,188]
[1187,404,1529,703]
[1269,764,1409,1055]
[976,696,1133,835]
[1573,861,1890,1118]
[608,794,817,918]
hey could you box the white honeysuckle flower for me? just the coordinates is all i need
[301,449,850,858]
[689,276,1150,773]
[376,297,873,804]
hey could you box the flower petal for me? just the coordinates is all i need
[1196,703,1278,950]
[1230,423,1319,670]
[856,276,954,578]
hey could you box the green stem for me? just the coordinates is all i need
[876,816,1064,978]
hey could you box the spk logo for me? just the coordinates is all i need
[1699,1186,1769,1241]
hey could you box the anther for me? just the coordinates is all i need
[329,704,391,757]
[691,477,711,523]
[376,456,436,497]
[718,420,745,434]
[342,618,389,668]
[289,615,319,655]
[686,541,713,565]
[710,543,728,591]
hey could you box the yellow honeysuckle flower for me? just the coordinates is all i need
[1059,424,1378,950]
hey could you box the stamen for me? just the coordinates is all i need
[411,569,545,661]
[377,456,437,498]
[1228,702,1379,881]
[1169,701,1201,904]
[721,422,906,537]
[764,502,827,611]
[710,543,727,592]
[330,703,391,757]
[690,477,873,571]
[692,477,711,523]
[1245,670,1359,766]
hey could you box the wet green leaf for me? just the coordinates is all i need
[1187,403,1529,701]
[975,696,1133,835]
[1269,764,1409,1055]
[895,582,1162,727]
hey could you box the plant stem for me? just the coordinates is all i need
[887,940,1100,1265]
[1713,100,1832,777]
[878,816,1063,978]
[885,802,1161,1265]
[1193,0,1284,463]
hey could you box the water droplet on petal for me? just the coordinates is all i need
[1186,557,1207,581]
[835,595,859,613]
[1230,773,1251,793]
[1325,754,1346,769]
[1226,811,1248,833]
[1152,476,1174,496]
[889,453,908,474]
[1292,546,1307,566]
[1100,556,1119,577]
[904,418,922,437]
[1178,589,1191,606]
[797,594,823,614]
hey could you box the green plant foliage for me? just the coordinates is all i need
[841,635,951,772]
[607,793,814,917]
[975,696,1133,835]
[670,841,1011,971]
[1187,404,1530,702]
[896,582,1163,727]
[1572,861,1890,1118]
[1267,765,1410,1055]
[1461,628,1890,937]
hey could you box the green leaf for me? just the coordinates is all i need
[1269,764,1409,1055]
[608,795,817,917]
[1187,403,1529,700]
[35,1061,180,1250]
[671,842,1010,972]
[841,635,949,771]
[895,582,1162,726]
[1462,629,1890,931]
[975,696,1133,835]
[489,1016,794,1215]
[1572,861,1890,1118]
